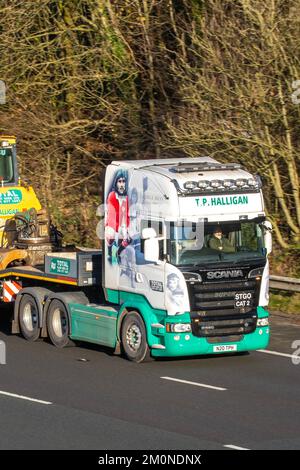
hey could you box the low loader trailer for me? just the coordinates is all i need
[0,157,271,362]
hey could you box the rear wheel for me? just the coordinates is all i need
[46,299,72,348]
[19,294,40,341]
[121,312,152,363]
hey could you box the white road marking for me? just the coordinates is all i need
[224,445,250,450]
[257,349,295,359]
[0,390,52,405]
[161,376,227,391]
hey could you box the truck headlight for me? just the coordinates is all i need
[257,318,269,327]
[248,267,264,278]
[166,323,192,333]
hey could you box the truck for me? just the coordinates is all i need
[0,156,271,362]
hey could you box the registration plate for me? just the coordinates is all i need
[213,344,238,353]
[234,292,253,309]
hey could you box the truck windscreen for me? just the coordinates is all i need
[170,220,266,266]
[0,148,14,183]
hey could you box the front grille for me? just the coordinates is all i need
[187,277,260,338]
[188,279,258,314]
[206,335,244,344]
[191,313,257,338]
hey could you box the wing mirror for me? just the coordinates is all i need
[262,220,272,255]
[142,228,159,263]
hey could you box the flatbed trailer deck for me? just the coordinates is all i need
[0,265,78,287]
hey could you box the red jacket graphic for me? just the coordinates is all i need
[106,191,129,232]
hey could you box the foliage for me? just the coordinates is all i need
[0,0,299,265]
[163,0,300,250]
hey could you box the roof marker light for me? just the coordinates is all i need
[235,179,247,187]
[210,180,222,188]
[197,180,210,189]
[184,181,197,190]
[223,179,235,188]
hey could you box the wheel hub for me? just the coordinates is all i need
[52,308,67,338]
[23,303,38,332]
[126,323,142,352]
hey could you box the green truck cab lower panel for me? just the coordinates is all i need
[69,303,118,348]
[68,291,270,359]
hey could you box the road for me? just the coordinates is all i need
[0,307,300,450]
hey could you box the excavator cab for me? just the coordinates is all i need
[0,136,18,186]
[0,135,41,219]
[0,136,63,269]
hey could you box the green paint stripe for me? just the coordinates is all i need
[73,309,118,321]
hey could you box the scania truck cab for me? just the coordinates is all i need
[2,156,271,362]
[103,157,271,359]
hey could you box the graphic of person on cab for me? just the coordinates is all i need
[105,170,130,263]
[119,187,140,287]
[165,273,185,315]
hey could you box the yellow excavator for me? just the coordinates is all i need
[0,136,62,269]
[0,136,41,214]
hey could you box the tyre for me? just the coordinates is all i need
[121,312,152,363]
[46,299,72,348]
[19,294,40,341]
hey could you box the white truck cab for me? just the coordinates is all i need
[103,157,271,357]
[4,156,271,362]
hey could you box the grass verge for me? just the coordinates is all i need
[269,291,300,314]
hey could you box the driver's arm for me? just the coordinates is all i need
[222,238,235,253]
[208,237,219,250]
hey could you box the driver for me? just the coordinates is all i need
[209,226,235,253]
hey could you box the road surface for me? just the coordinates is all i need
[0,308,299,450]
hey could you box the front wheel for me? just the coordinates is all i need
[121,312,152,363]
[46,299,72,348]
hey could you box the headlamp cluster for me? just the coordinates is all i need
[183,177,261,191]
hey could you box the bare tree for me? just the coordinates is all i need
[1,0,299,258]
[163,0,300,249]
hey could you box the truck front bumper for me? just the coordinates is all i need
[151,325,270,358]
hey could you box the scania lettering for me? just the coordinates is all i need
[207,270,243,280]
[0,157,271,362]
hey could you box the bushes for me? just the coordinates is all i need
[0,0,299,260]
